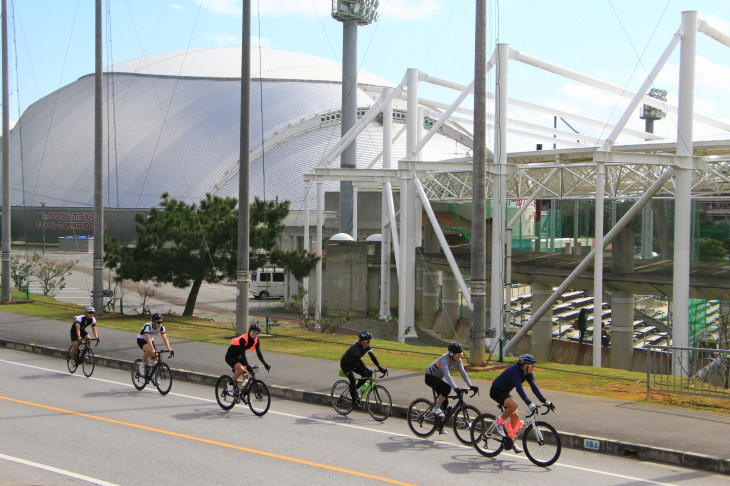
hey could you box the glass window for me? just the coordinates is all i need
[273,272,285,282]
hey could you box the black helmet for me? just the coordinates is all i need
[448,342,463,355]
[249,323,262,333]
[358,331,372,341]
[518,353,537,365]
[151,312,163,322]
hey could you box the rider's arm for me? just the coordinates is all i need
[91,319,99,340]
[456,359,474,388]
[526,373,547,403]
[367,349,381,368]
[161,331,172,352]
[439,356,459,390]
[254,341,269,369]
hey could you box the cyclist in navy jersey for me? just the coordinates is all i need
[490,354,553,452]
[340,331,387,408]
[224,323,270,394]
[69,306,100,366]
[425,342,478,421]
[136,313,173,376]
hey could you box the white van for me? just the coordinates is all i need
[250,268,286,300]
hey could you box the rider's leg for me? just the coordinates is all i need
[500,397,519,438]
[141,342,156,375]
[69,341,80,361]
[345,369,359,403]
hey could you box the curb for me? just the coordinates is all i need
[2,339,728,475]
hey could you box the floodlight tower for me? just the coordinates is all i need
[331,1,380,237]
[640,88,667,135]
[639,88,667,260]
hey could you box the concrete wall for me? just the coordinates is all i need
[323,240,369,315]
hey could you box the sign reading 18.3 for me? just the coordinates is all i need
[583,439,601,451]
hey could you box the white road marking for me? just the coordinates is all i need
[0,452,120,486]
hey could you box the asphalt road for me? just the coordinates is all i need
[1,348,727,486]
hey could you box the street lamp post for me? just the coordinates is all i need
[40,201,46,254]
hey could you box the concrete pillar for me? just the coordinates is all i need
[531,281,553,361]
[610,226,635,370]
[438,273,460,339]
[415,261,424,323]
[422,264,441,329]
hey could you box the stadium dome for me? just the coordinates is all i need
[6,46,472,211]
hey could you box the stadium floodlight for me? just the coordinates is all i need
[641,87,668,121]
[332,0,381,25]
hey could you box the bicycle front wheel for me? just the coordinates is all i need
[66,346,78,374]
[81,348,95,377]
[215,375,236,410]
[366,385,392,422]
[522,420,561,467]
[131,359,147,390]
[407,398,437,438]
[248,379,270,416]
[154,362,173,395]
[330,380,353,415]
[452,404,481,445]
[470,413,504,457]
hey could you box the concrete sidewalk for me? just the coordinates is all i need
[0,310,728,474]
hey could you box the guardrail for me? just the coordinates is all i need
[646,345,730,400]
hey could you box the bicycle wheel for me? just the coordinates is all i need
[66,346,78,374]
[452,404,481,445]
[471,413,504,457]
[154,362,173,395]
[366,385,392,422]
[131,359,147,390]
[407,398,437,438]
[522,420,561,467]
[81,348,95,377]
[215,375,236,410]
[247,379,270,416]
[330,380,354,415]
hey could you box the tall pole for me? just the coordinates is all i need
[236,0,251,335]
[339,20,357,236]
[470,0,487,364]
[92,0,104,312]
[1,0,10,302]
[673,10,697,370]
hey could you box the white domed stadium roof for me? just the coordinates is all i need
[6,47,471,210]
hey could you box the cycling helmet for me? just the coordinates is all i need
[518,353,537,365]
[249,323,262,333]
[85,306,95,314]
[448,342,463,355]
[358,331,372,341]
[151,312,163,322]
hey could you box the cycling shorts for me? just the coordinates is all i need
[425,373,451,398]
[69,325,90,342]
[490,386,512,406]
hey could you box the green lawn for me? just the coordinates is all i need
[3,293,729,414]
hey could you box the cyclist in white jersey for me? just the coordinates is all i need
[136,313,173,376]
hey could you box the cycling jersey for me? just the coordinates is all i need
[490,362,546,406]
[69,315,96,341]
[136,322,166,341]
[425,353,473,390]
[340,341,381,371]
[226,332,268,370]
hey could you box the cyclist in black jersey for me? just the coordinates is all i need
[69,306,100,366]
[224,322,270,394]
[339,331,387,408]
[490,353,553,452]
[136,313,173,376]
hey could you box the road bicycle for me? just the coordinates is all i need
[67,338,99,377]
[330,369,392,421]
[131,349,174,395]
[407,388,481,444]
[215,365,271,416]
[470,402,561,467]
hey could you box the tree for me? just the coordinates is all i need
[105,194,319,316]
[107,193,238,316]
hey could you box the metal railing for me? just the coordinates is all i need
[646,345,730,400]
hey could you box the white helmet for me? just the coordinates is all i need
[85,306,95,314]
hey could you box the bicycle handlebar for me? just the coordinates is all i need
[525,402,555,418]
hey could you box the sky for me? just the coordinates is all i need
[3,0,730,152]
